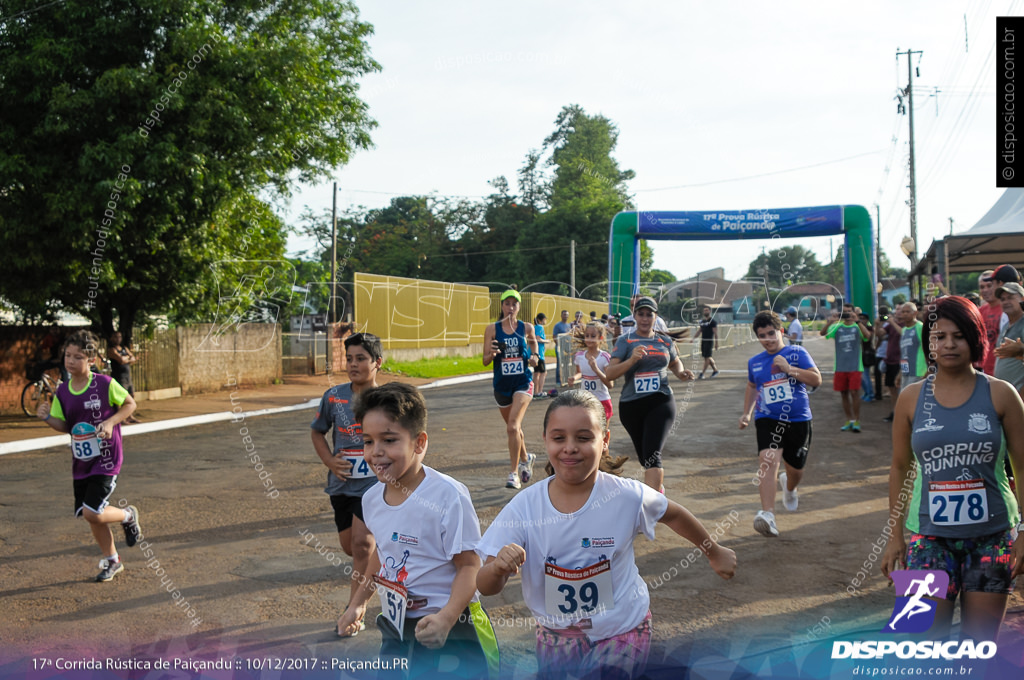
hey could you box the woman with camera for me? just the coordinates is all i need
[483,288,540,491]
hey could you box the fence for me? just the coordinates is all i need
[282,332,328,375]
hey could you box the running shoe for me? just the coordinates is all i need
[882,413,894,422]
[779,472,799,512]
[753,510,779,538]
[96,558,124,582]
[122,505,141,547]
[840,421,853,431]
[519,452,537,484]
[711,370,720,378]
[698,373,705,380]
[505,471,521,490]
[851,421,861,433]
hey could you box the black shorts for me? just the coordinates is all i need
[534,357,546,373]
[73,474,117,516]
[330,493,365,533]
[884,363,900,387]
[701,339,714,358]
[755,419,812,470]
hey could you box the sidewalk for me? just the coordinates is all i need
[0,373,438,450]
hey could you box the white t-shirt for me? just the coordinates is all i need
[573,350,612,401]
[478,473,668,641]
[788,319,803,342]
[363,466,482,618]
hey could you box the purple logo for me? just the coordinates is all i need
[883,570,949,634]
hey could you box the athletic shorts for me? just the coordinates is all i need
[701,339,714,358]
[378,602,499,679]
[536,611,651,680]
[884,363,900,387]
[534,357,546,373]
[329,493,365,533]
[833,371,862,392]
[600,399,613,423]
[73,474,117,516]
[755,418,812,470]
[494,381,534,408]
[906,529,1016,600]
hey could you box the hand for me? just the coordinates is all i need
[880,536,907,582]
[630,345,649,362]
[772,354,792,375]
[707,544,737,580]
[587,354,599,370]
[414,612,454,649]
[337,604,366,637]
[529,355,538,367]
[493,543,527,577]
[328,455,352,482]
[491,339,502,355]
[829,310,840,322]
[678,369,695,381]
[567,376,575,387]
[738,414,750,430]
[994,337,1024,359]
[36,400,51,421]
[97,420,115,440]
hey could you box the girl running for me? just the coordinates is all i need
[881,296,1024,642]
[533,313,549,399]
[568,322,614,422]
[604,296,695,491]
[483,289,540,490]
[477,390,736,680]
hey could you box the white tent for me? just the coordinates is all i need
[917,189,1024,275]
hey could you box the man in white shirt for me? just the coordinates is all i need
[785,307,803,345]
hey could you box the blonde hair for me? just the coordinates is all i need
[571,321,607,352]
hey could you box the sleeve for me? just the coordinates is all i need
[441,484,482,560]
[598,352,611,370]
[667,337,679,362]
[477,496,528,559]
[310,392,331,433]
[796,347,817,370]
[610,335,629,361]
[108,378,129,407]
[825,324,839,339]
[50,396,65,421]
[635,481,669,541]
[747,359,756,385]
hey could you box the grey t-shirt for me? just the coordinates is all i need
[995,316,1024,391]
[826,323,865,373]
[611,333,679,402]
[310,383,379,497]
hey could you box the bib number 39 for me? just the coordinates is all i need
[544,559,613,618]
[929,479,988,526]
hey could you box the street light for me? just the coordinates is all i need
[899,236,915,258]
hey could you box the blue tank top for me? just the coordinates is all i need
[493,320,532,392]
[909,373,1019,538]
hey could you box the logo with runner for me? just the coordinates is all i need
[883,570,949,634]
[967,413,992,435]
[914,417,944,433]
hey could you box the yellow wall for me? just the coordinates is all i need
[489,292,606,326]
[354,273,492,349]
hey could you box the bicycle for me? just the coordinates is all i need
[21,364,61,417]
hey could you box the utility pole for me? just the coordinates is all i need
[329,182,337,374]
[948,217,954,235]
[899,48,923,299]
[570,239,576,297]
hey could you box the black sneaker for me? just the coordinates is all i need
[122,505,141,547]
[96,558,124,582]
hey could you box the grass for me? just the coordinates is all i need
[383,348,555,380]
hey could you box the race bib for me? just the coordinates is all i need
[761,377,793,405]
[339,448,373,479]
[900,359,910,375]
[544,559,613,618]
[374,575,408,640]
[501,357,525,376]
[583,378,599,392]
[928,479,988,526]
[633,372,660,394]
[71,422,103,461]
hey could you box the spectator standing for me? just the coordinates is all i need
[552,310,571,386]
[858,312,875,403]
[785,307,803,346]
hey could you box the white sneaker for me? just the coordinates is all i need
[505,471,521,490]
[519,452,537,484]
[753,510,779,537]
[780,472,799,512]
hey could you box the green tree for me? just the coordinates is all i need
[0,0,379,342]
[745,245,825,289]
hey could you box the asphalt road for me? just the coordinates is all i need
[2,336,1022,679]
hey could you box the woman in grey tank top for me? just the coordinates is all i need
[881,296,1024,642]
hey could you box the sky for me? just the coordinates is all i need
[284,0,1017,285]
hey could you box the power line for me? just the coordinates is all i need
[426,241,608,258]
[0,0,67,23]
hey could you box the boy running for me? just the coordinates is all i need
[337,383,498,679]
[740,312,821,537]
[37,330,140,581]
[311,332,383,635]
